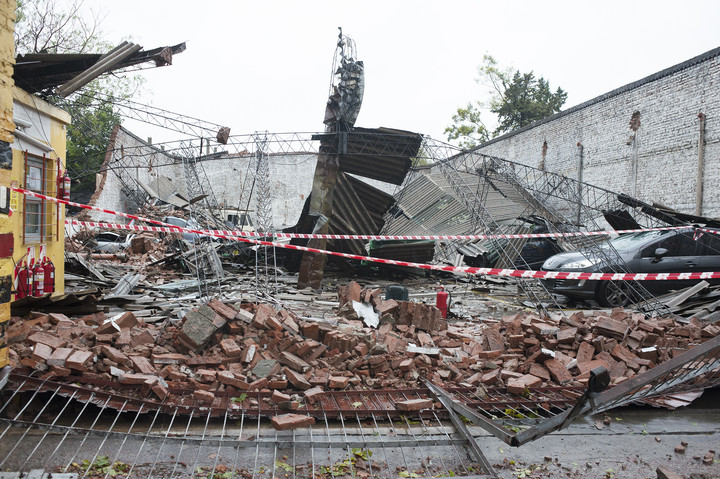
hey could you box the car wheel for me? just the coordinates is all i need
[596,281,633,308]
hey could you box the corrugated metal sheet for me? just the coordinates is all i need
[381,169,553,266]
[338,127,422,185]
[385,170,535,237]
[285,172,397,260]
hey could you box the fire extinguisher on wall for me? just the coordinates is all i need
[13,259,33,299]
[31,259,45,297]
[43,257,55,294]
[436,285,451,319]
[57,167,71,201]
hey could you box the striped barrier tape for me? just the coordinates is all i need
[15,187,720,281]
[67,219,690,241]
[14,186,699,242]
[68,220,720,282]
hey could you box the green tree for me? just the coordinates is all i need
[444,102,490,150]
[446,55,567,148]
[63,84,122,193]
[493,71,567,134]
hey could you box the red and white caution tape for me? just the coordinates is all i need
[68,220,720,282]
[16,186,702,241]
[18,187,720,281]
[14,187,187,231]
[67,219,690,241]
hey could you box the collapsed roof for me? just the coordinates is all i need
[14,42,186,95]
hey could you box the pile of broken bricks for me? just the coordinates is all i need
[7,281,720,429]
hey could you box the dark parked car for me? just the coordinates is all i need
[540,228,720,307]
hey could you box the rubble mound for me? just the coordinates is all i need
[8,281,718,407]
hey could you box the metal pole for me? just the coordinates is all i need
[696,113,706,216]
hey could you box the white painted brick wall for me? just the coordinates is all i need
[90,127,316,228]
[473,52,720,218]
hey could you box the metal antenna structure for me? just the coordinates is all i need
[253,131,278,297]
[179,140,225,299]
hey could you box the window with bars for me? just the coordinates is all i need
[23,152,58,243]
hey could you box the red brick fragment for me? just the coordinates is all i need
[207,299,239,321]
[543,358,573,384]
[396,399,433,411]
[271,390,292,403]
[27,332,67,350]
[304,386,324,404]
[218,371,250,390]
[130,330,155,348]
[576,341,595,364]
[31,343,53,363]
[329,376,349,389]
[96,312,138,334]
[593,319,628,339]
[120,373,158,385]
[506,377,528,395]
[152,384,169,401]
[66,350,94,370]
[194,389,215,404]
[252,304,277,329]
[279,351,310,372]
[130,355,156,375]
[220,338,243,358]
[196,369,217,383]
[271,413,315,430]
[47,347,73,367]
[101,345,130,365]
[151,353,187,365]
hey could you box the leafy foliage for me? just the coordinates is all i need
[493,71,567,135]
[73,455,129,477]
[443,102,489,150]
[446,54,567,149]
[63,84,122,194]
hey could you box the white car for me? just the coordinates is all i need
[95,232,135,253]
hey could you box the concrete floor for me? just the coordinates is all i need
[480,403,720,479]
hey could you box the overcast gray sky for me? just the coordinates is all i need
[89,0,720,145]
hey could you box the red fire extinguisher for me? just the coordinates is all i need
[31,259,45,297]
[14,260,33,299]
[57,168,71,201]
[43,257,55,294]
[436,285,451,319]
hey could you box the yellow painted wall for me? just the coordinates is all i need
[11,88,70,298]
[0,0,16,369]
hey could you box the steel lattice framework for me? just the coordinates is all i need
[405,138,679,316]
[57,86,691,311]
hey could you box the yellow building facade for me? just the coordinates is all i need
[11,87,71,296]
[0,0,70,371]
[0,0,16,372]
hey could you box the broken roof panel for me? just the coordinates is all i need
[14,42,186,94]
[385,170,532,237]
[312,127,423,185]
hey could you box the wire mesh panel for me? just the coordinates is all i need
[0,374,498,478]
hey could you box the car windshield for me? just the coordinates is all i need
[163,217,187,227]
[602,230,684,251]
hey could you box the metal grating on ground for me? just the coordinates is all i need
[5,330,720,478]
[0,373,499,478]
[431,333,720,447]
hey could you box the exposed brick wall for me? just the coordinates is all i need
[472,48,720,218]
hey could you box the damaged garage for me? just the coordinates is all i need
[2,24,720,479]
